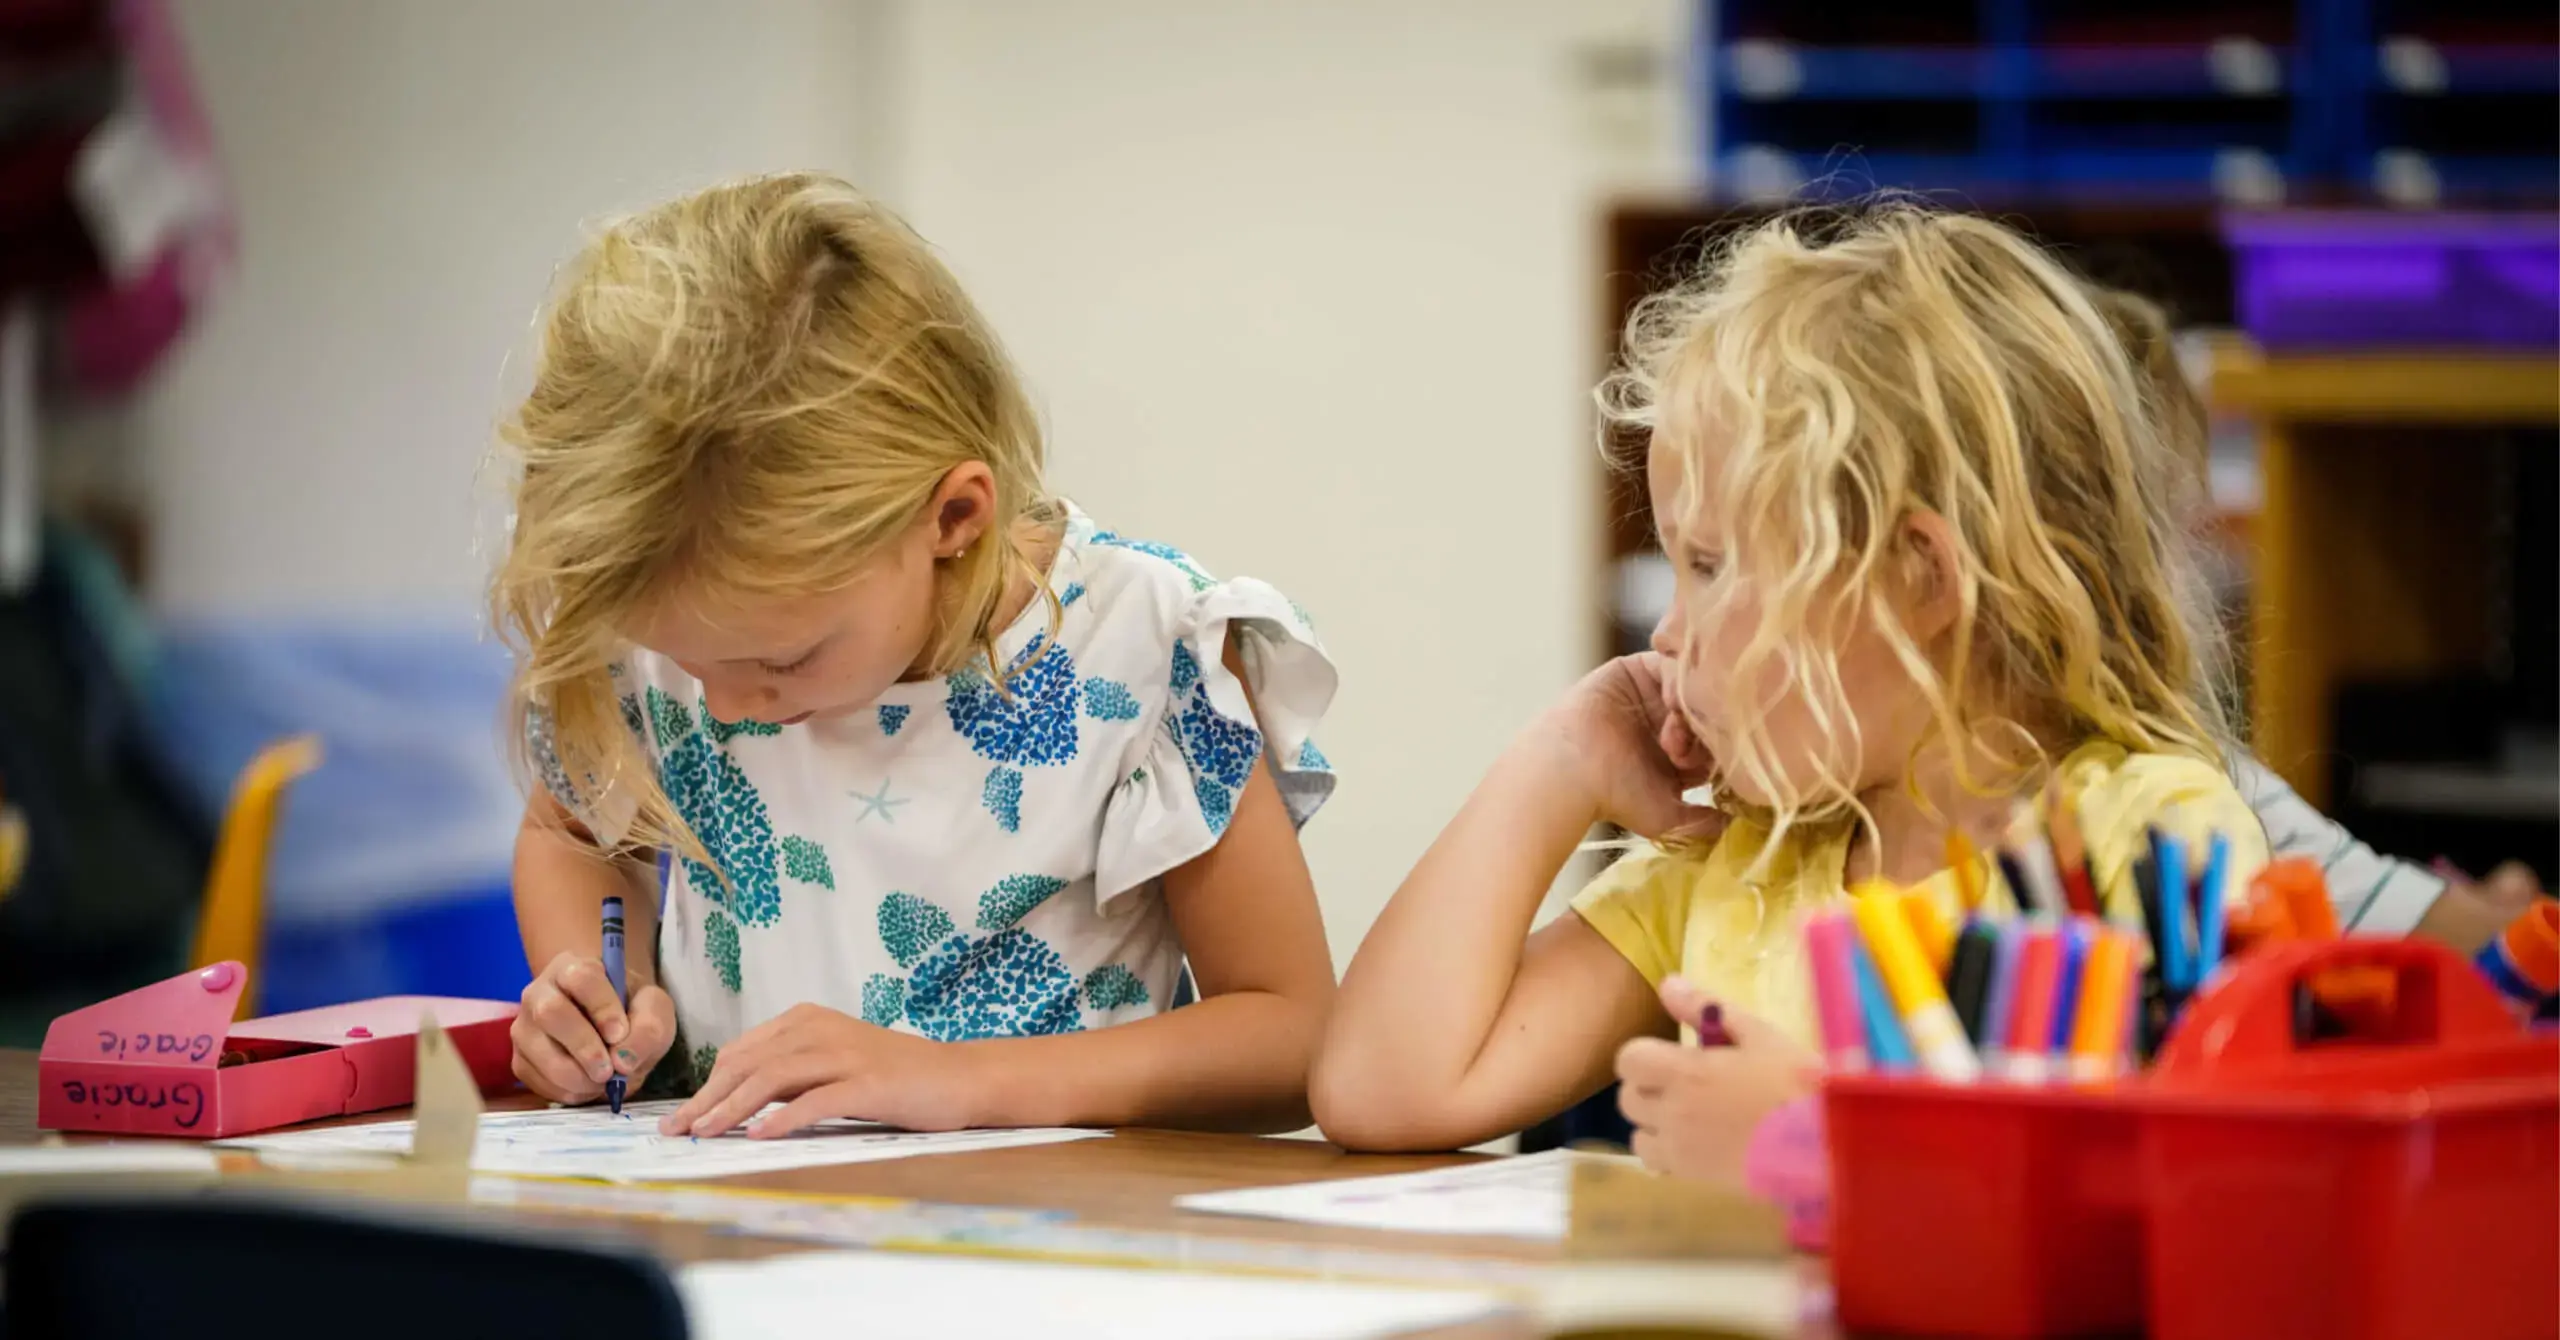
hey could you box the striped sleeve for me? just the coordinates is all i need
[2230,755,2446,934]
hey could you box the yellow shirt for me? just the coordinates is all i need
[1570,740,2270,1049]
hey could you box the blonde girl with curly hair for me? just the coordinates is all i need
[1314,206,2269,1175]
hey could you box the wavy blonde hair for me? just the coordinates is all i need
[1599,205,2230,842]
[492,172,1056,858]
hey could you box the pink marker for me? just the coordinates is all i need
[1804,912,1869,1071]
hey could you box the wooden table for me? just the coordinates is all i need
[0,1050,1559,1338]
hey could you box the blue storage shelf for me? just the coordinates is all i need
[2037,148,2300,199]
[1720,44,1987,100]
[2361,153,2560,203]
[1701,0,2558,206]
[1715,149,2023,201]
[2375,44,2560,95]
[2030,46,2309,99]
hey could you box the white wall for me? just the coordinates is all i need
[882,0,1688,959]
[146,0,867,612]
[148,0,1690,961]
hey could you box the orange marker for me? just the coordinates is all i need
[2476,900,2559,1012]
[2223,890,2295,956]
[2066,933,2133,1083]
[2254,857,2339,940]
[1946,828,1987,914]
[2251,858,2394,1026]
[1902,891,1958,977]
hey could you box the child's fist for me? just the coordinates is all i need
[1615,978,1820,1187]
[511,951,676,1103]
[1551,654,1723,842]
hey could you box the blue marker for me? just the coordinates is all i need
[2194,832,2232,985]
[601,895,627,1115]
[2148,828,2191,993]
[2048,919,2091,1056]
[1851,939,1918,1073]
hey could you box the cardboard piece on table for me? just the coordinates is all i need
[1564,1151,1790,1262]
[232,1014,485,1204]
[35,961,516,1139]
[1533,1260,1802,1339]
[405,1016,482,1171]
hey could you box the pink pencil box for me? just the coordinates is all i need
[38,962,518,1139]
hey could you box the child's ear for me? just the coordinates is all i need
[928,463,998,558]
[1895,509,1967,643]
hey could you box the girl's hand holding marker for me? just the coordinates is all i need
[511,946,677,1106]
[1616,977,1818,1186]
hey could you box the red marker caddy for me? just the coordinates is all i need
[1822,937,2557,1340]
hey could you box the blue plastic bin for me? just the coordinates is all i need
[150,620,533,1011]
[2223,212,2560,350]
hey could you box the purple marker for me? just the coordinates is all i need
[1696,1001,1735,1048]
[601,896,627,1115]
[1977,923,2025,1075]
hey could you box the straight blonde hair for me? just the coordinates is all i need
[1599,205,2231,844]
[492,172,1056,859]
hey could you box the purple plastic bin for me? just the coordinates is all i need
[2223,213,2560,352]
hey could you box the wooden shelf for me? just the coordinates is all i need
[2210,337,2560,424]
[2213,338,2558,809]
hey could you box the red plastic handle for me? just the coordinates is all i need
[2151,937,2520,1080]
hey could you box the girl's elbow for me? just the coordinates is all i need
[1309,1052,1462,1153]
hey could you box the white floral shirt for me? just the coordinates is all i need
[532,507,1335,1081]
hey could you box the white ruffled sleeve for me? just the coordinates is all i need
[1093,577,1338,908]
[523,663,650,845]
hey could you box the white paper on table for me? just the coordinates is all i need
[218,1098,1107,1182]
[678,1250,1505,1340]
[1175,1149,1594,1240]
[0,1144,221,1176]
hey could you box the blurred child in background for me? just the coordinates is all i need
[2099,288,2550,954]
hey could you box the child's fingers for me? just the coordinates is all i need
[522,978,614,1086]
[1657,976,1711,1026]
[1614,1035,1688,1091]
[1658,710,1709,773]
[1615,1079,1665,1129]
[617,985,677,1077]
[690,1054,837,1137]
[663,1032,782,1133]
[750,1081,867,1140]
[510,1022,600,1102]
[1628,1126,1670,1175]
[663,1068,737,1135]
[551,955,630,1047]
[2482,861,2547,910]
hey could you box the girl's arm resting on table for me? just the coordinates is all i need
[1312,719,1669,1153]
